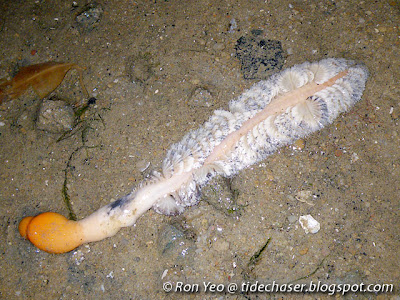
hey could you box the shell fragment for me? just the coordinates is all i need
[299,214,320,234]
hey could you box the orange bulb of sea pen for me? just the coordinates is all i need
[18,216,34,238]
[22,212,84,254]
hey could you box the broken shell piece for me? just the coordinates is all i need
[295,190,314,206]
[299,214,320,234]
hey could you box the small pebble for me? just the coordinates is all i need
[287,215,297,223]
[157,224,196,265]
[212,42,225,51]
[334,149,343,157]
[351,152,359,163]
[390,106,400,120]
[188,87,214,107]
[76,2,103,30]
[36,99,75,133]
[213,239,230,252]
[293,139,305,150]
[298,247,309,255]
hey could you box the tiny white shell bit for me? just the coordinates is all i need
[299,214,321,234]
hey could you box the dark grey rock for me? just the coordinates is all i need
[235,31,284,79]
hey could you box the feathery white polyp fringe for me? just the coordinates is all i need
[80,58,368,243]
[152,58,368,214]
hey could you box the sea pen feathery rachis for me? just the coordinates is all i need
[19,58,368,253]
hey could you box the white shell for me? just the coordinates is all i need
[299,214,320,234]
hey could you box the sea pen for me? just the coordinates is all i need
[19,58,368,253]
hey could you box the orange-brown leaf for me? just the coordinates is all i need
[0,61,89,104]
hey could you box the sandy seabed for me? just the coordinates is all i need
[0,0,399,299]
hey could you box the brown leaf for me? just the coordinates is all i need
[0,61,89,104]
